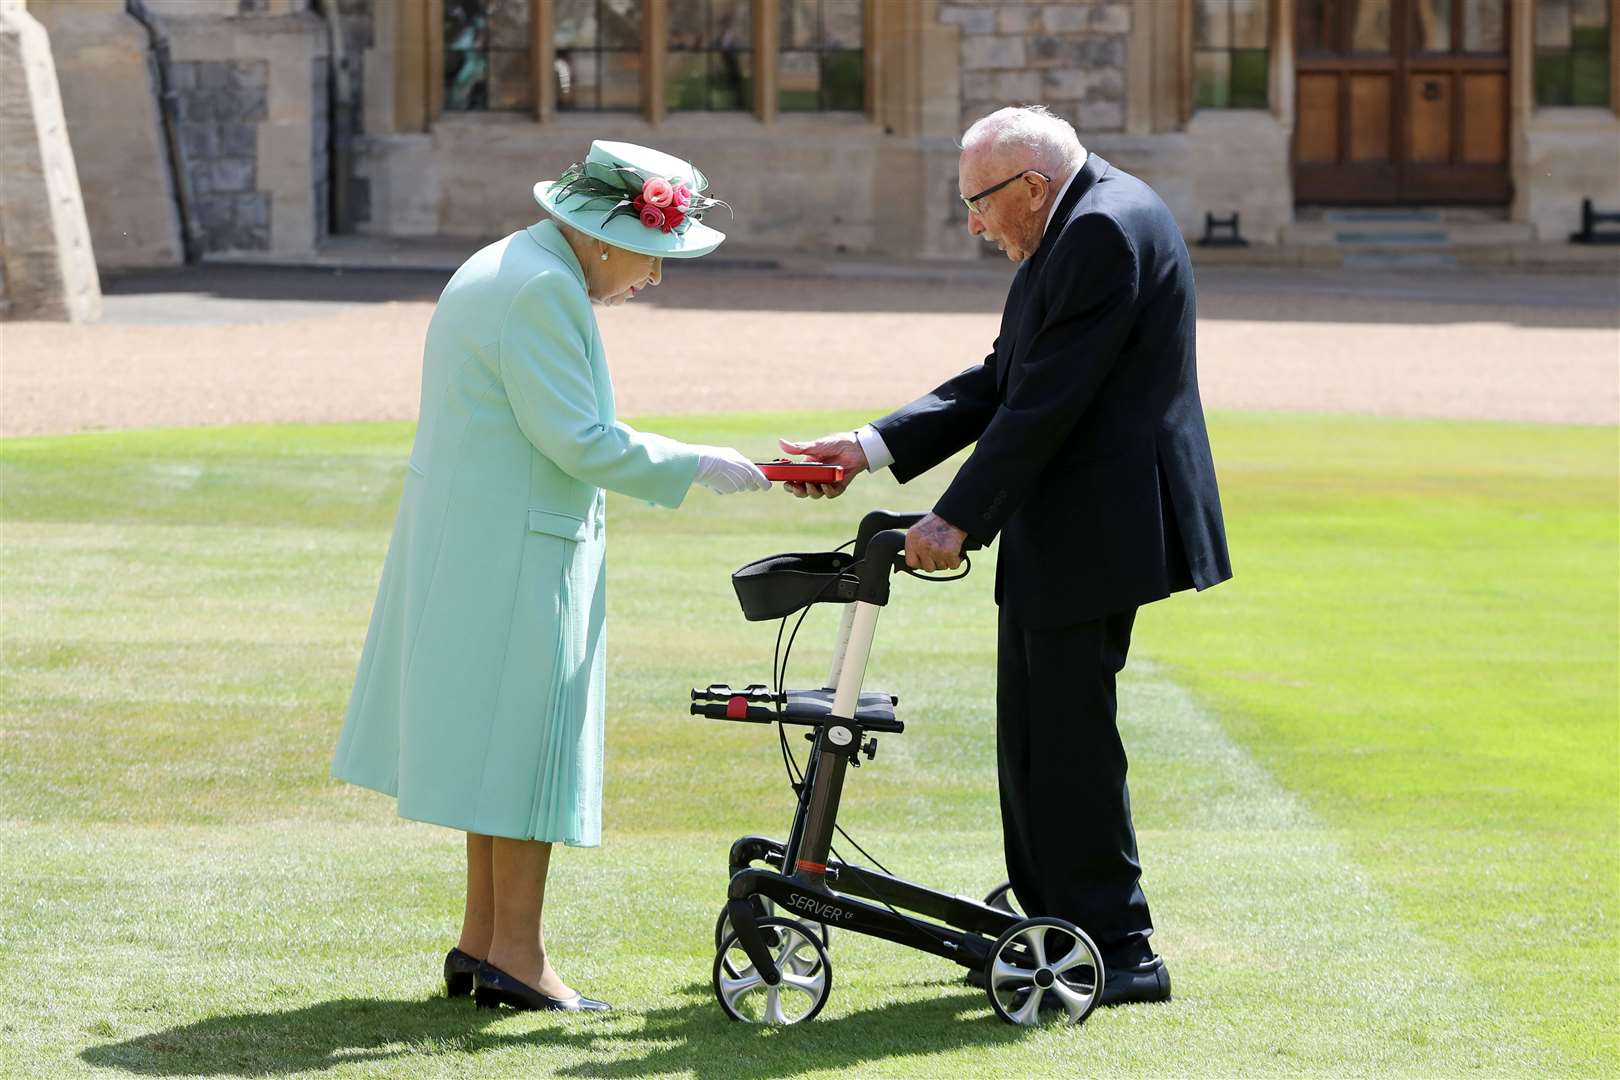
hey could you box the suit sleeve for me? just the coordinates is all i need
[933,213,1139,543]
[869,353,1001,484]
[498,270,700,508]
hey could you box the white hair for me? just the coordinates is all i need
[960,105,1085,178]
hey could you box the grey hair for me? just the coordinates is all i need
[960,105,1085,177]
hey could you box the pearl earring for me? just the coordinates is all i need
[600,250,609,261]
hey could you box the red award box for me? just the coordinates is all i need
[756,459,845,484]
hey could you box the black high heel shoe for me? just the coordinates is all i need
[444,947,482,998]
[472,961,611,1013]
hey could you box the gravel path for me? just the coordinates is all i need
[2,264,1614,438]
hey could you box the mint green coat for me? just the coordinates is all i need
[331,221,699,845]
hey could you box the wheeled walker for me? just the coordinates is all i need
[689,510,1105,1027]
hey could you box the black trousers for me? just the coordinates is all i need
[996,604,1154,966]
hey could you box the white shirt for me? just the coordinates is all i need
[856,154,1087,474]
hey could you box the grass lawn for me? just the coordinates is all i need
[1,411,1614,1078]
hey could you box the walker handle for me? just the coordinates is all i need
[855,529,980,604]
[854,510,985,560]
[853,511,927,560]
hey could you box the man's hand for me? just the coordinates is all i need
[777,434,867,499]
[904,513,968,572]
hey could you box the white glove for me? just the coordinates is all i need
[692,445,771,494]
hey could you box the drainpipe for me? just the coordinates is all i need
[314,0,355,235]
[127,0,201,262]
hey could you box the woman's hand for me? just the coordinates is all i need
[692,446,771,494]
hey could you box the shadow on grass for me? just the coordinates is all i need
[82,981,1032,1078]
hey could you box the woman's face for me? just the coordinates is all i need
[589,243,662,306]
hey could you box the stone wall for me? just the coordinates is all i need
[0,0,100,320]
[940,1,1130,134]
[172,58,273,251]
[312,54,330,239]
[1516,107,1620,242]
[332,0,372,224]
[28,0,183,269]
[159,12,330,259]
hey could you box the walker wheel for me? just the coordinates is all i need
[714,899,829,978]
[713,916,832,1024]
[984,917,1103,1026]
[983,881,1024,917]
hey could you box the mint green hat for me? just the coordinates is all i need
[533,140,728,259]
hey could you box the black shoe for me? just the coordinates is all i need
[1092,955,1172,1008]
[444,947,481,998]
[978,955,1172,1009]
[472,962,611,1013]
[1056,958,1172,1010]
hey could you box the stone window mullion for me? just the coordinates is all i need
[754,0,779,122]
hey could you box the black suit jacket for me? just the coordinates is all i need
[872,154,1232,629]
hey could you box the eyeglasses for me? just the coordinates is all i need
[960,170,1051,212]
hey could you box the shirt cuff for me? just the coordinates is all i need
[855,425,894,473]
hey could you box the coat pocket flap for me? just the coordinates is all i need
[528,508,589,541]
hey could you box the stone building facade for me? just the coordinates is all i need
[25,0,1620,267]
[0,0,100,319]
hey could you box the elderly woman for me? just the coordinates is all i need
[331,141,767,1013]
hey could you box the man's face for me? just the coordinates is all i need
[958,149,1050,263]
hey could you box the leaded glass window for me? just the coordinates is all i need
[669,0,753,111]
[779,0,864,112]
[1193,0,1270,109]
[555,0,645,111]
[444,0,534,111]
[1535,0,1612,106]
[1410,0,1508,54]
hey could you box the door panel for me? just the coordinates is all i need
[1293,0,1511,203]
[1460,73,1507,164]
[1297,74,1341,162]
[1349,75,1394,161]
[1406,74,1451,163]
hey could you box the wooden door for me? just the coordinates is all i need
[1294,0,1511,203]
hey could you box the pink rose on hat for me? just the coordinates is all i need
[641,177,674,208]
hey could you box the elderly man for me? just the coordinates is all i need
[780,106,1231,1007]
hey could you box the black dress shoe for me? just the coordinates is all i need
[974,955,1173,1009]
[1031,955,1171,1009]
[1097,955,1171,1007]
[444,947,481,998]
[472,962,611,1013]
